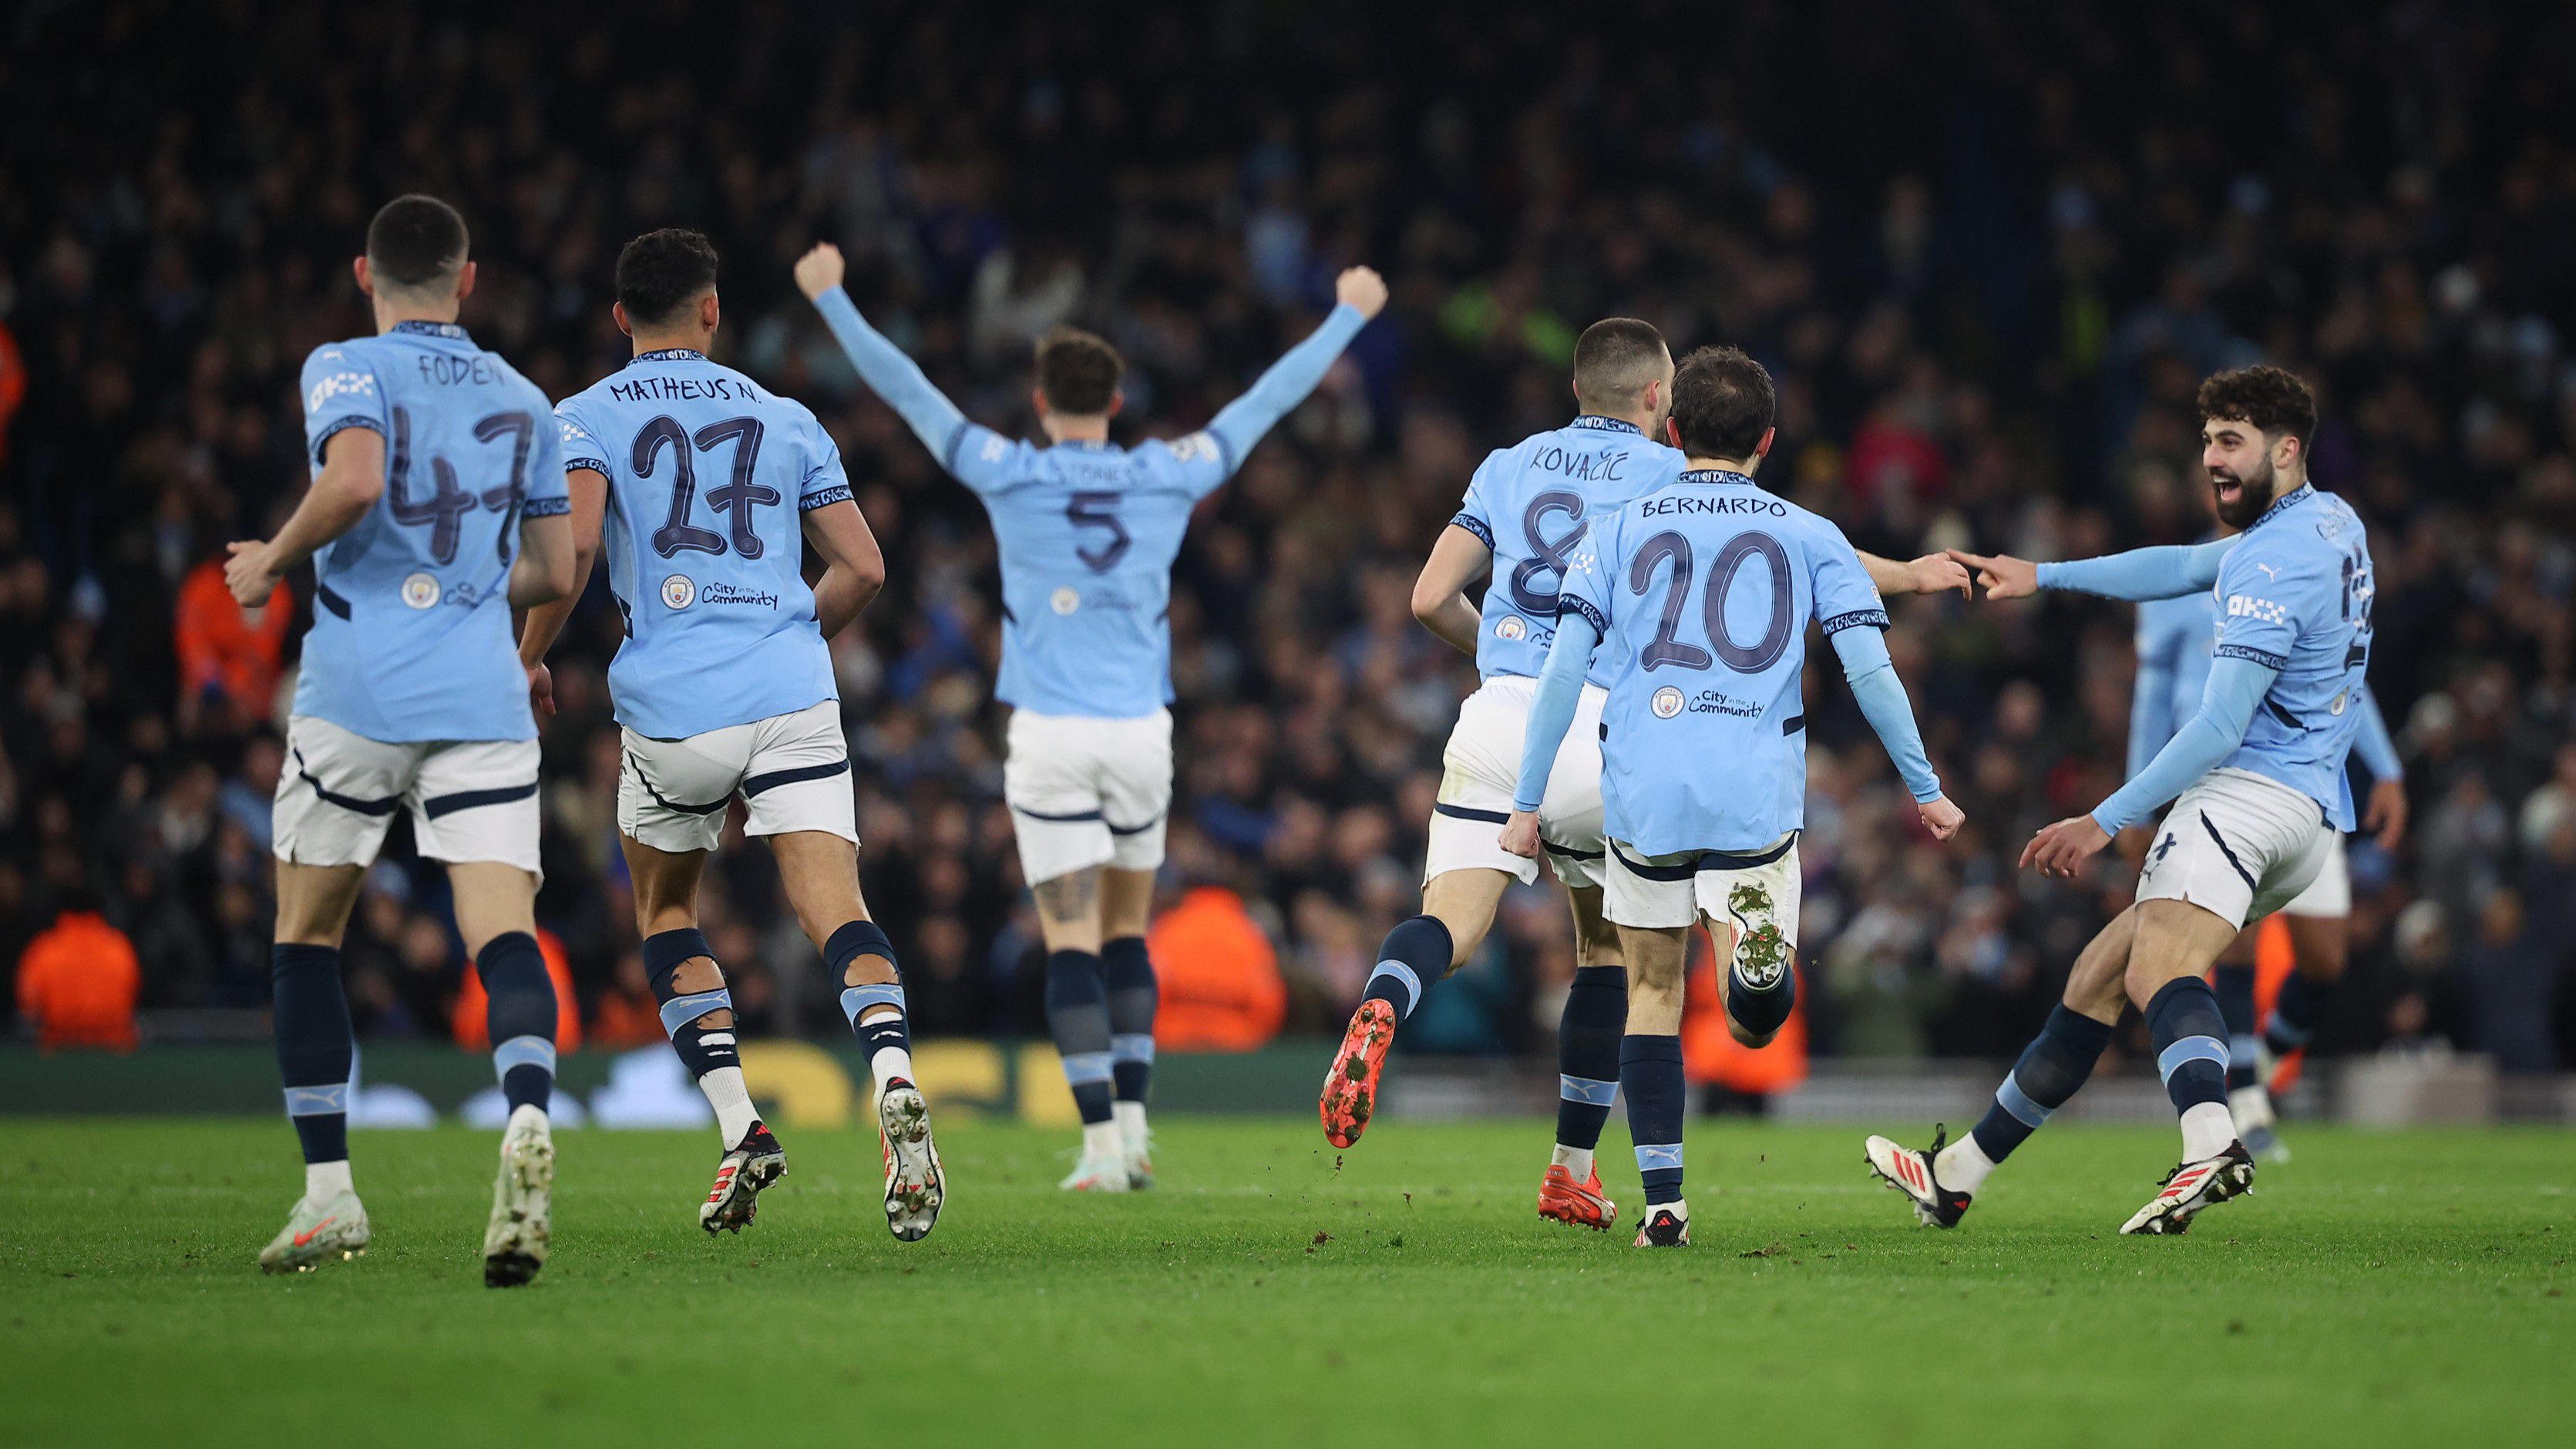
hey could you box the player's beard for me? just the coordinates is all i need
[2211,455,2278,529]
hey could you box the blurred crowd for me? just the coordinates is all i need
[4,1,2571,1071]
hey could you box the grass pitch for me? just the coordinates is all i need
[1,1116,2566,1447]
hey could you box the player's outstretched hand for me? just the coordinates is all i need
[794,243,846,301]
[1907,553,1973,599]
[2020,814,2110,879]
[526,662,556,720]
[1948,550,2039,600]
[2364,777,2410,851]
[1918,795,1965,842]
[223,540,279,609]
[1497,809,1542,860]
[1336,266,1389,321]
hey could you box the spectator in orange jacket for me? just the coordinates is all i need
[173,554,291,728]
[16,901,142,1051]
[452,927,583,1051]
[1147,886,1286,1051]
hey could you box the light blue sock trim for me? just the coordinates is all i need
[1634,1143,1684,1173]
[1559,1074,1617,1106]
[1371,960,1423,1017]
[840,983,906,1026]
[660,989,733,1037]
[284,1083,348,1117]
[2228,1033,2261,1069]
[1995,1071,2051,1128]
[1061,1051,1116,1086]
[2157,1035,2231,1081]
[1112,1033,1156,1064]
[493,1035,557,1081]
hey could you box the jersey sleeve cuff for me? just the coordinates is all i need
[800,484,854,511]
[1559,594,1609,634]
[308,415,384,467]
[2214,644,2288,670]
[1450,512,1495,549]
[1821,607,1891,635]
[520,497,572,518]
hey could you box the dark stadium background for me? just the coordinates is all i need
[2,0,2571,1079]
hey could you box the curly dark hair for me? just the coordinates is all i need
[2197,365,2319,452]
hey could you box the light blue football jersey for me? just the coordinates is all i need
[1558,469,1891,854]
[1451,416,1682,684]
[943,430,1227,716]
[2204,485,2375,829]
[293,322,567,742]
[554,348,850,740]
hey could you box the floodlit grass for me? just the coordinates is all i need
[2,1117,2565,1446]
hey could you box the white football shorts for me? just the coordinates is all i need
[273,714,541,876]
[2135,768,2337,930]
[2277,831,2350,919]
[618,699,856,854]
[1004,708,1173,883]
[1424,674,1609,889]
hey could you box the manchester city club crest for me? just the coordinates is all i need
[1495,614,1528,640]
[401,573,441,610]
[661,574,696,610]
[1052,586,1081,615]
[1652,684,1685,718]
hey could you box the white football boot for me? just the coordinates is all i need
[879,1079,944,1242]
[483,1104,554,1287]
[2120,1141,2256,1236]
[259,1189,372,1274]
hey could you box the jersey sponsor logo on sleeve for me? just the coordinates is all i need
[401,573,442,610]
[661,574,697,610]
[980,435,1010,464]
[2225,594,2290,625]
[1171,432,1219,463]
[307,368,376,412]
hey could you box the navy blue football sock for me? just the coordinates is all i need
[1555,967,1626,1153]
[828,920,910,1075]
[2147,977,2231,1119]
[476,931,557,1114]
[273,943,352,1165]
[2263,970,2332,1057]
[2214,963,2259,1091]
[1104,935,1156,1104]
[1619,1034,1686,1205]
[1364,916,1453,1020]
[1046,949,1115,1125]
[644,927,737,1079]
[1967,1004,2116,1164]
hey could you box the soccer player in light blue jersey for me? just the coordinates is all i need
[1868,365,2377,1236]
[2133,527,2408,1162]
[1318,321,1969,1235]
[1502,347,1966,1247]
[225,197,577,1283]
[518,230,943,1242]
[797,241,1384,1190]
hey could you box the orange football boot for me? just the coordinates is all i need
[1320,1000,1397,1148]
[1536,1163,1618,1230]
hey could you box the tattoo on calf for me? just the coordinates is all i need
[1032,869,1101,922]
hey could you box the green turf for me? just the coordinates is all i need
[1,1118,2566,1447]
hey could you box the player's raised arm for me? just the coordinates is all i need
[1814,550,1963,842]
[1952,537,2236,603]
[1191,266,1386,489]
[796,243,980,472]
